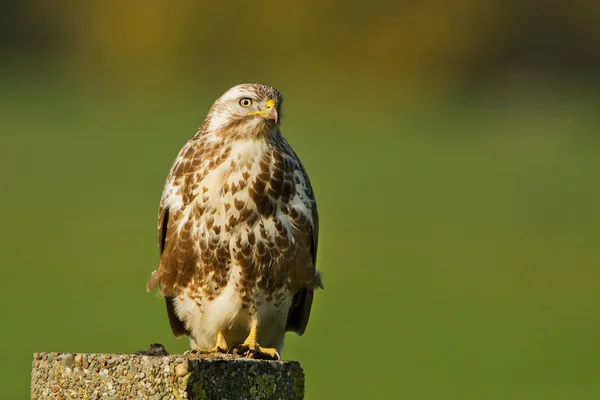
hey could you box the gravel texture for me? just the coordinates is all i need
[31,352,304,399]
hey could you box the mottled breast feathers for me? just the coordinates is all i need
[147,84,321,338]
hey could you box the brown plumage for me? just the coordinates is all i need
[147,84,322,357]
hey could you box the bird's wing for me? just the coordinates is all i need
[148,148,201,295]
[149,201,199,296]
[147,138,208,337]
[153,204,194,337]
[284,145,322,336]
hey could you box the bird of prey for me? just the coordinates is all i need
[147,84,322,359]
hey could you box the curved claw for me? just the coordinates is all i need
[184,348,204,356]
[212,345,228,354]
[185,332,229,356]
[258,347,280,360]
[213,331,229,353]
[229,321,281,360]
[184,346,226,356]
[231,343,280,360]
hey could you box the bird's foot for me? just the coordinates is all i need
[184,332,229,356]
[231,342,280,360]
[211,331,229,353]
[184,347,206,356]
[184,347,229,356]
[232,320,280,359]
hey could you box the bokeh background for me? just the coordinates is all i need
[2,1,600,399]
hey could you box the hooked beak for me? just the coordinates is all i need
[247,99,278,123]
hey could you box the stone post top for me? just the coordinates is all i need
[31,351,305,399]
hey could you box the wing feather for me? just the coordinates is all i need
[284,142,322,335]
[148,136,232,336]
[147,139,206,336]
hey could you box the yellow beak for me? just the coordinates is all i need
[247,99,278,123]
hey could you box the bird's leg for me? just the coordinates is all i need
[211,331,229,353]
[233,320,280,360]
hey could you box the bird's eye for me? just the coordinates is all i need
[239,98,253,108]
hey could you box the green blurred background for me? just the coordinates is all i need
[2,1,600,399]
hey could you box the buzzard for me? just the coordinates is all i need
[148,84,322,359]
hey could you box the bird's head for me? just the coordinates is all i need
[204,83,283,138]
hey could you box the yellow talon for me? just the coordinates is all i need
[212,331,229,353]
[234,321,280,360]
[184,347,203,356]
[185,332,229,355]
